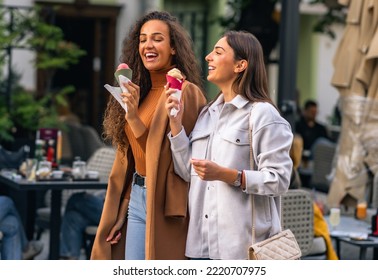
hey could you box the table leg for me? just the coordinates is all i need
[335,238,341,259]
[49,190,62,260]
[359,247,367,260]
[25,191,36,240]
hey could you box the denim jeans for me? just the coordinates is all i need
[60,192,104,259]
[125,182,147,260]
[0,196,28,260]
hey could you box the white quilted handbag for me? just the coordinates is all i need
[248,228,301,260]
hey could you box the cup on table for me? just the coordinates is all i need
[36,160,52,179]
[355,202,367,220]
[329,207,341,231]
[72,157,87,179]
[86,170,99,180]
[51,170,64,180]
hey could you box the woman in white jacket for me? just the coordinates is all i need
[165,30,293,259]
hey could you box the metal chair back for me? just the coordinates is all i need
[310,139,337,193]
[282,189,314,256]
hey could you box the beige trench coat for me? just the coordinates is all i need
[90,81,207,259]
[328,0,378,206]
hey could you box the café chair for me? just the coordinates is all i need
[282,189,327,259]
[34,146,116,256]
[61,123,105,164]
[79,125,106,161]
[309,138,337,193]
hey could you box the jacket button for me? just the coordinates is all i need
[205,214,208,218]
[236,139,240,143]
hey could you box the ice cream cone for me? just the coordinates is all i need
[114,63,132,84]
[166,69,184,117]
[108,63,133,112]
[166,75,183,90]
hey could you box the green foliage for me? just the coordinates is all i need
[24,10,86,71]
[11,85,74,131]
[0,5,86,142]
[310,0,346,39]
[0,107,14,142]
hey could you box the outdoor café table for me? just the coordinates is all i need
[0,171,107,260]
[326,215,378,260]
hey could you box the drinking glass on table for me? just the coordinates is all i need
[355,202,367,220]
[36,159,52,179]
[329,208,341,231]
[72,156,87,179]
[25,158,38,181]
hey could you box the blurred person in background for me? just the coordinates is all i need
[295,99,331,160]
[0,195,43,260]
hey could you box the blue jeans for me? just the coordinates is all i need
[60,192,104,258]
[125,182,147,260]
[0,196,28,260]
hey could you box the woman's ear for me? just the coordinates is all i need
[235,59,247,73]
[171,48,176,55]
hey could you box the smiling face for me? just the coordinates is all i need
[205,37,239,89]
[139,20,175,71]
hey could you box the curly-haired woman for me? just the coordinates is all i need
[90,11,207,260]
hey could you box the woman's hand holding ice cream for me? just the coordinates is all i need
[120,80,146,138]
[121,81,140,120]
[166,68,184,117]
[104,63,133,112]
[165,83,184,136]
[104,63,145,137]
[113,63,140,118]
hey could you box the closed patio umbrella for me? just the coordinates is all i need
[328,0,378,207]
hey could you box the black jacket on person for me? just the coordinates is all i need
[295,117,329,152]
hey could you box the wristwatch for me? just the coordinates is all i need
[232,170,242,187]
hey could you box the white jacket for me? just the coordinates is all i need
[169,94,293,259]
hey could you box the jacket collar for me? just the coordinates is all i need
[210,93,250,111]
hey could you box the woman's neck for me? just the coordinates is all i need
[221,85,237,102]
[149,65,176,89]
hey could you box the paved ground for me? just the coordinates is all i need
[35,230,86,260]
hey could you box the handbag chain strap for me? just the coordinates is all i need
[249,106,283,245]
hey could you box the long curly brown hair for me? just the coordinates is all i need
[103,11,204,155]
